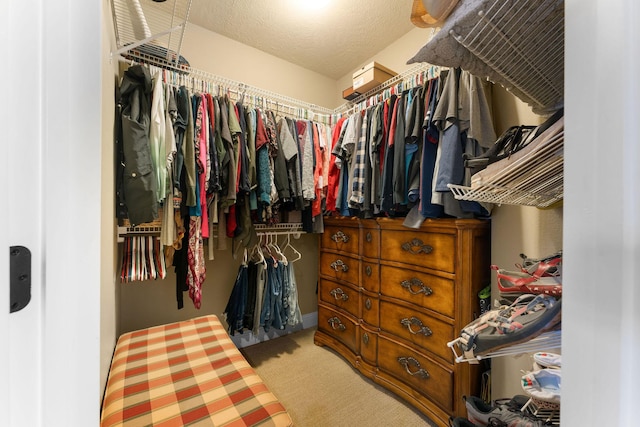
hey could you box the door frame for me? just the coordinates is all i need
[2,0,104,425]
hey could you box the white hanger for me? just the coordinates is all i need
[272,234,288,266]
[250,239,266,266]
[282,233,302,263]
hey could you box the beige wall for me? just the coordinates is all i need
[182,23,338,110]
[118,233,319,333]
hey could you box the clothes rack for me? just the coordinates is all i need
[116,51,334,123]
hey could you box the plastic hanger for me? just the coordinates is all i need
[282,233,302,263]
[271,234,288,266]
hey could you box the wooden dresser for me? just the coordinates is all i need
[314,216,491,426]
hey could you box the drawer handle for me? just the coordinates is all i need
[365,298,372,310]
[362,332,369,345]
[365,265,372,276]
[331,230,350,243]
[397,357,430,380]
[401,238,433,255]
[400,278,433,296]
[401,317,433,337]
[366,232,372,242]
[330,287,349,301]
[328,316,346,331]
[330,259,349,272]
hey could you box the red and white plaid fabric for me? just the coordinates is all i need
[101,315,292,426]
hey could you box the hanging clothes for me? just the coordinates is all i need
[150,70,167,204]
[116,65,158,226]
[224,256,249,335]
[120,235,166,282]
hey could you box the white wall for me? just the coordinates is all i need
[100,0,119,403]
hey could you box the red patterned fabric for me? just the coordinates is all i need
[101,315,292,427]
[187,216,206,309]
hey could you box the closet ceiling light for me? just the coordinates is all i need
[293,0,331,11]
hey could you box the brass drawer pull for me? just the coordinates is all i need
[397,357,430,380]
[365,298,372,310]
[401,238,433,255]
[330,259,349,272]
[366,232,372,242]
[362,332,369,345]
[400,316,433,337]
[331,230,350,243]
[328,316,346,331]
[330,287,349,301]
[365,265,372,276]
[400,278,433,296]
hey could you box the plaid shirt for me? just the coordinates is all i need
[349,109,369,208]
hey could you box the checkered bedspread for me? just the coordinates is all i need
[101,315,293,427]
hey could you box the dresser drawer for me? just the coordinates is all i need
[319,279,359,317]
[320,252,359,287]
[380,229,455,273]
[318,305,358,354]
[361,293,379,327]
[361,260,380,293]
[359,324,378,366]
[322,223,360,254]
[380,265,455,318]
[379,300,454,363]
[361,219,380,259]
[378,335,454,412]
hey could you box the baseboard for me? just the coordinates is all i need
[230,311,318,349]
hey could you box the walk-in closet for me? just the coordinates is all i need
[3,0,639,426]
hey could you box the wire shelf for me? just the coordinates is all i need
[111,0,192,67]
[449,117,564,209]
[450,0,564,115]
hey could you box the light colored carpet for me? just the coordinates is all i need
[241,327,437,427]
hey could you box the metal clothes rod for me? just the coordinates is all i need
[116,51,440,122]
[116,51,334,122]
[254,223,303,239]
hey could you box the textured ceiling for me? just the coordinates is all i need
[187,0,416,79]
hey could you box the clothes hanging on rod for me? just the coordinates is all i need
[116,61,333,309]
[324,67,496,220]
[224,235,303,336]
[120,235,166,282]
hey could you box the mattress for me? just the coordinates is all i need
[101,315,293,427]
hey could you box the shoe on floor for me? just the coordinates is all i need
[464,395,550,427]
[449,416,481,427]
[464,395,501,425]
[487,414,551,427]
